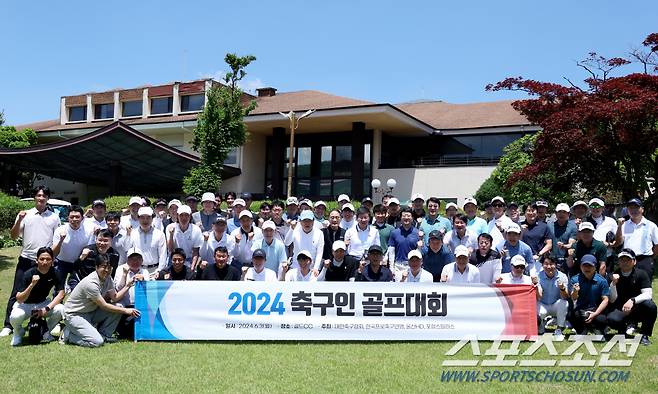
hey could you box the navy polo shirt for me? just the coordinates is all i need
[570,272,610,310]
[388,225,420,262]
[521,220,551,255]
[422,246,455,281]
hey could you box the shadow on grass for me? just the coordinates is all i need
[0,250,17,274]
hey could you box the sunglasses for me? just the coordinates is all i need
[492,204,505,208]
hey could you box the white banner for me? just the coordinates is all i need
[134,281,537,341]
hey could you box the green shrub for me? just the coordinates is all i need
[0,229,21,248]
[0,192,32,231]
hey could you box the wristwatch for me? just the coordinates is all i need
[631,297,636,304]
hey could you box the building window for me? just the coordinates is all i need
[94,103,114,120]
[151,97,173,115]
[181,94,205,112]
[224,148,239,166]
[68,106,87,122]
[122,100,142,117]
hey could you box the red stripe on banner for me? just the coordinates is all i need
[494,284,537,338]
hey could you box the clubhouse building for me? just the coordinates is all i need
[2,78,538,205]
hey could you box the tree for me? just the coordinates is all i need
[486,33,658,213]
[0,124,39,195]
[475,134,573,207]
[182,53,257,197]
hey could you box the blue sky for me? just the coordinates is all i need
[1,1,657,125]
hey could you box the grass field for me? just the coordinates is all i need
[1,246,657,393]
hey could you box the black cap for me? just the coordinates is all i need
[214,216,227,224]
[361,197,373,203]
[155,199,167,206]
[252,249,266,259]
[185,195,198,202]
[508,201,519,208]
[429,229,444,240]
[92,199,106,208]
[241,192,253,200]
[484,201,492,209]
[368,245,383,254]
[626,198,642,207]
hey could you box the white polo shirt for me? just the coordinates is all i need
[591,215,617,243]
[172,223,204,265]
[499,272,532,285]
[285,268,326,282]
[443,229,478,254]
[396,268,434,283]
[120,215,139,231]
[200,231,235,264]
[339,218,355,231]
[621,217,658,256]
[111,229,133,265]
[113,264,152,305]
[16,208,60,260]
[284,226,325,271]
[441,262,481,284]
[230,226,263,264]
[130,226,167,270]
[345,225,380,258]
[83,217,107,234]
[52,224,93,263]
[243,267,278,282]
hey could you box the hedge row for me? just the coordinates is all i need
[0,192,32,231]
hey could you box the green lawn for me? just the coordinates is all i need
[0,246,657,393]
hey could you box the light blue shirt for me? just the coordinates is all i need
[495,240,534,273]
[466,216,488,237]
[419,215,452,245]
[539,270,568,305]
[252,237,287,273]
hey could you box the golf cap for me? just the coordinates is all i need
[201,192,216,203]
[92,199,106,208]
[185,195,198,202]
[332,240,347,251]
[233,198,246,207]
[626,198,642,207]
[462,198,478,209]
[491,196,505,205]
[407,250,422,260]
[506,223,522,234]
[300,211,314,221]
[178,205,192,215]
[508,201,519,208]
[155,199,167,207]
[314,200,327,208]
[387,198,400,206]
[535,200,549,208]
[578,222,595,232]
[129,196,143,206]
[240,192,252,200]
[337,194,350,203]
[286,197,298,206]
[297,250,312,260]
[368,245,383,254]
[239,210,253,219]
[571,200,588,209]
[555,203,570,213]
[511,255,527,267]
[361,197,373,204]
[429,229,444,240]
[137,207,153,217]
[580,254,597,266]
[445,202,458,211]
[127,247,143,258]
[261,220,275,230]
[252,249,266,259]
[588,198,605,207]
[454,245,470,258]
[299,199,313,207]
[342,203,355,212]
[411,193,425,202]
[214,216,227,224]
[618,249,636,259]
[168,199,182,208]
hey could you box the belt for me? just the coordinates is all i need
[143,263,159,269]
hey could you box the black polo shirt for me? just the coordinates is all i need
[608,268,651,309]
[72,244,119,282]
[521,220,551,255]
[19,267,64,304]
[356,264,393,282]
[324,255,359,281]
[158,266,193,280]
[201,263,241,281]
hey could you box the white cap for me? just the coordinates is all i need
[300,199,313,207]
[337,194,350,203]
[137,207,153,217]
[411,193,425,202]
[233,198,246,207]
[454,245,470,258]
[178,205,192,215]
[387,197,400,206]
[286,197,298,206]
[297,250,312,260]
[332,240,347,251]
[407,249,422,260]
[342,203,355,212]
[261,220,275,230]
[201,192,216,203]
[571,200,588,209]
[506,223,522,234]
[511,255,527,267]
[579,222,595,232]
[314,200,327,208]
[445,202,458,210]
[127,247,143,258]
[300,211,314,221]
[555,203,570,213]
[239,210,253,219]
[588,198,605,207]
[167,199,181,208]
[491,196,505,204]
[129,196,143,206]
[462,197,477,209]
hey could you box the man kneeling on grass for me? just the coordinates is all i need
[61,254,140,347]
[10,247,65,346]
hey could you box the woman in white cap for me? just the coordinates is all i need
[192,192,219,232]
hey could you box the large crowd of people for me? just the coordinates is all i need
[2,187,656,347]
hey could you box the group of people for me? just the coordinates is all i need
[1,187,656,347]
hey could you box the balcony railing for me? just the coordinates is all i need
[380,155,500,168]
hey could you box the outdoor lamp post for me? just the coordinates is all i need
[279,109,315,198]
[371,178,397,195]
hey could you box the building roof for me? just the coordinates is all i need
[395,100,530,130]
[251,90,373,114]
[0,121,240,193]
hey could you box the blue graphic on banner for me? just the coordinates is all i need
[135,281,177,340]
